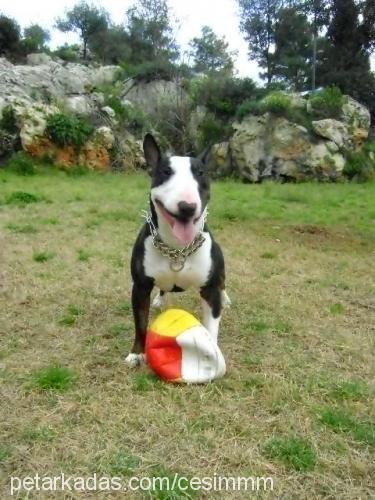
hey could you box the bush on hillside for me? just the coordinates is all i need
[343,141,375,181]
[260,92,292,115]
[5,151,35,175]
[189,74,257,118]
[45,113,94,149]
[0,105,17,134]
[309,86,346,119]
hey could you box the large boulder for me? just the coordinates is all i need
[206,142,232,179]
[230,114,347,182]
[341,96,370,130]
[117,132,145,171]
[0,56,119,103]
[230,115,269,182]
[312,116,369,150]
[9,98,59,151]
[123,80,187,115]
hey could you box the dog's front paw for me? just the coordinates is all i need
[125,353,146,368]
[152,292,166,309]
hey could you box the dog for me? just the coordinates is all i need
[125,134,230,367]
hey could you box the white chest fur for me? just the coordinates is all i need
[143,233,212,291]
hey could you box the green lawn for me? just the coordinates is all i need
[0,168,374,498]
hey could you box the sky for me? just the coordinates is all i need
[1,0,373,80]
[0,0,261,80]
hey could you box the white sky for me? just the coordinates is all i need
[0,0,261,80]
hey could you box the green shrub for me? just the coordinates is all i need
[343,146,375,182]
[6,191,43,205]
[45,113,93,149]
[104,95,127,121]
[63,165,90,176]
[189,74,257,118]
[0,105,17,133]
[120,59,177,83]
[53,44,80,62]
[236,99,262,119]
[5,152,35,175]
[197,114,229,150]
[261,92,291,115]
[309,86,346,119]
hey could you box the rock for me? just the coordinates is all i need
[123,80,187,115]
[309,143,345,180]
[230,114,347,182]
[312,119,350,148]
[341,96,370,130]
[0,57,119,104]
[230,115,269,182]
[79,141,111,171]
[94,126,115,150]
[117,132,145,170]
[289,92,307,109]
[0,129,16,159]
[9,98,59,150]
[26,53,53,66]
[206,142,232,179]
[101,106,116,119]
[188,106,207,151]
[64,95,92,116]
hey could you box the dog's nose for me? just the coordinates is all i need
[178,201,197,219]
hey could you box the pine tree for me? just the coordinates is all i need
[318,0,375,120]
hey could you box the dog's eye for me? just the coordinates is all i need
[163,166,172,176]
[196,168,204,176]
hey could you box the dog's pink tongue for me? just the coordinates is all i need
[171,220,195,245]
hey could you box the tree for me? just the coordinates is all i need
[301,0,331,90]
[361,0,375,51]
[237,0,284,84]
[273,8,312,90]
[125,0,179,65]
[0,15,21,60]
[22,24,50,53]
[55,1,109,60]
[189,26,236,74]
[317,0,375,120]
[89,25,131,64]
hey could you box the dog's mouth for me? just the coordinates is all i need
[155,199,199,246]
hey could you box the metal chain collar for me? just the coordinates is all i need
[142,209,207,272]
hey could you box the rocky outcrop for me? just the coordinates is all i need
[211,95,371,182]
[0,55,372,180]
[0,57,144,171]
[206,142,233,179]
[0,56,118,104]
[122,79,187,115]
[229,114,348,182]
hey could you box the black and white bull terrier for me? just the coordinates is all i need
[125,134,230,367]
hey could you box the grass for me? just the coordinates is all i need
[264,436,317,471]
[30,365,76,391]
[317,407,375,445]
[33,250,55,262]
[0,168,374,498]
[58,304,84,326]
[6,222,37,233]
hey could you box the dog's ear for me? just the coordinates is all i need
[198,144,211,165]
[143,134,161,171]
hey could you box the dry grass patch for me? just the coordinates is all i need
[0,169,374,498]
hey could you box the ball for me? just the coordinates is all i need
[146,308,226,383]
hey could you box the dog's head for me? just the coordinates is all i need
[143,134,210,246]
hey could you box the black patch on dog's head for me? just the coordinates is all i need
[143,134,211,213]
[189,156,210,210]
[143,134,174,188]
